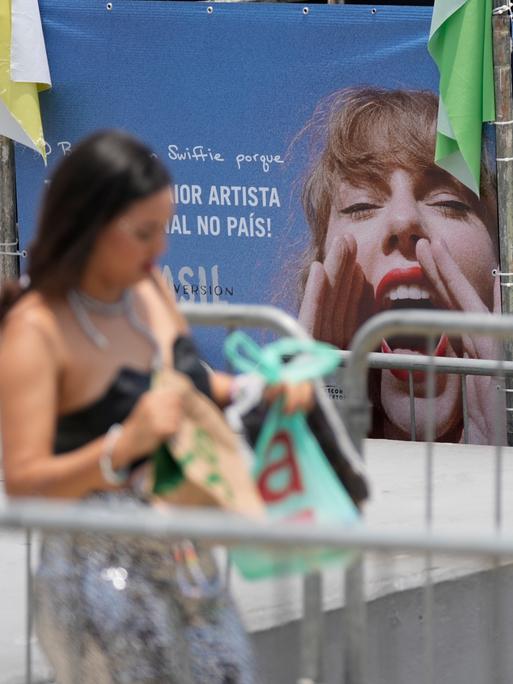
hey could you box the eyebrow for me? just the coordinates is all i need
[335,166,479,209]
[350,169,468,201]
[413,167,469,198]
[335,177,390,204]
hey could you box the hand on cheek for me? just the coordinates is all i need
[416,237,504,444]
[298,234,364,349]
[416,237,489,314]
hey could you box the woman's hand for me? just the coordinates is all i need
[265,381,315,415]
[298,234,364,348]
[120,386,184,463]
[417,237,505,444]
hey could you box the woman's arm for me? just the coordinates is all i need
[0,313,182,498]
[210,371,234,408]
[0,314,128,497]
[210,371,314,414]
[151,268,314,414]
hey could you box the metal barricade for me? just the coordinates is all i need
[2,500,513,683]
[344,309,513,452]
[342,308,513,684]
[4,303,513,684]
[183,303,512,444]
[336,350,513,443]
[8,302,359,684]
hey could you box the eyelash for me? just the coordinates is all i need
[340,203,380,220]
[429,200,471,218]
[339,199,471,221]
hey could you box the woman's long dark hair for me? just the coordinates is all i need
[0,129,171,321]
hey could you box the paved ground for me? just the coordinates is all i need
[2,438,513,682]
[0,524,53,683]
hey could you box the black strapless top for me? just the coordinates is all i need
[53,336,211,456]
[54,367,151,454]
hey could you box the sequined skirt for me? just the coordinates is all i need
[34,496,256,684]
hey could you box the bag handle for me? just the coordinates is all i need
[224,331,340,384]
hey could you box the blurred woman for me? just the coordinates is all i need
[0,130,309,683]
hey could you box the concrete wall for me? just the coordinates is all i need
[252,565,513,684]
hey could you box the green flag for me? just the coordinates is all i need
[428,0,495,196]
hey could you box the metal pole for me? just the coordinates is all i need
[298,571,324,684]
[0,135,26,679]
[492,2,513,444]
[25,529,33,684]
[0,136,19,282]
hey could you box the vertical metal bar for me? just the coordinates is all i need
[298,571,324,684]
[492,2,513,445]
[25,529,32,684]
[494,359,504,530]
[425,335,435,525]
[461,374,469,444]
[489,359,508,684]
[0,136,19,281]
[408,370,416,441]
[489,343,504,684]
[422,554,434,684]
[423,335,435,684]
[490,554,502,684]
[0,136,25,680]
[344,557,366,684]
[343,353,367,682]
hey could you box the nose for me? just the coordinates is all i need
[381,174,427,258]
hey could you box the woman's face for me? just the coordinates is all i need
[85,186,174,293]
[325,167,498,439]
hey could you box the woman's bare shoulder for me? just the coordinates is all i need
[1,292,65,363]
[137,269,188,332]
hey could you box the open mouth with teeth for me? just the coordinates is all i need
[375,266,449,381]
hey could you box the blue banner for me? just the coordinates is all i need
[16,0,500,443]
[21,2,501,445]
[16,1,436,324]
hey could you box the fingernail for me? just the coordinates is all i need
[343,234,356,252]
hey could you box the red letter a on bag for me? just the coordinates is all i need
[257,431,303,503]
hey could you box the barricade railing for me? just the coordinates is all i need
[183,302,512,443]
[4,303,512,684]
[1,499,513,684]
[2,497,513,571]
[336,349,513,443]
[344,309,513,452]
[341,308,513,684]
[6,302,357,684]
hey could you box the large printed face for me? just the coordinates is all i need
[325,168,498,440]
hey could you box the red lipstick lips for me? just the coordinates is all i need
[381,334,449,382]
[375,266,430,308]
[376,265,448,382]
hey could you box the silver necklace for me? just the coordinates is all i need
[67,288,163,370]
